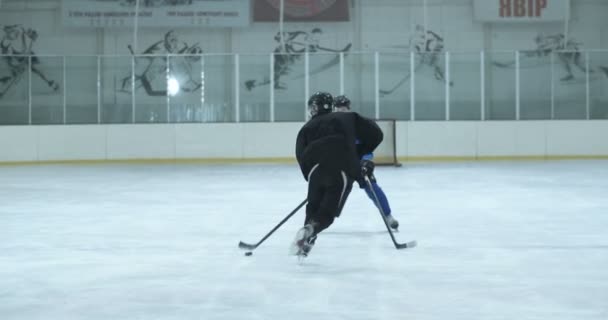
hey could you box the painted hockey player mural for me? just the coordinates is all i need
[493,33,608,82]
[410,24,450,85]
[0,25,59,98]
[244,27,352,91]
[379,25,451,96]
[120,30,202,96]
[533,33,589,81]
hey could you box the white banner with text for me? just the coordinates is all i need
[62,0,250,28]
[473,0,570,22]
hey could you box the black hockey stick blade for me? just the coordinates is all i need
[492,60,515,68]
[379,74,410,96]
[396,240,417,249]
[238,241,257,250]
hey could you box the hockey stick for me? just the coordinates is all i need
[0,75,20,98]
[379,71,411,97]
[379,60,424,97]
[238,199,308,251]
[315,43,352,53]
[365,176,416,249]
[286,42,352,54]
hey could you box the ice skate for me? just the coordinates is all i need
[289,224,316,257]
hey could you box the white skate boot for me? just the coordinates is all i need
[385,215,399,230]
[290,224,316,257]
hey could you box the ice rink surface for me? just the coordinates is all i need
[1,160,607,320]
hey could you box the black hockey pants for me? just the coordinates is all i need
[305,164,354,235]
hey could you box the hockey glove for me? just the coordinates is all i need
[361,159,375,177]
[357,161,376,188]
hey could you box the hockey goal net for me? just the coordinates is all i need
[373,119,401,167]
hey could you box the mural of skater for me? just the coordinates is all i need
[380,25,451,97]
[533,33,590,81]
[244,28,352,91]
[0,25,59,98]
[120,30,202,96]
[493,33,608,82]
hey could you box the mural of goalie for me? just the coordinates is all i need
[120,30,202,96]
[0,25,59,98]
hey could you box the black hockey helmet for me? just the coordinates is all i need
[333,95,351,109]
[308,91,334,116]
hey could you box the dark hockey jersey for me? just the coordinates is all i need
[295,112,383,181]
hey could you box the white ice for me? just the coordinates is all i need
[1,161,608,320]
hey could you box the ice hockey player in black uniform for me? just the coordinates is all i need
[292,91,384,257]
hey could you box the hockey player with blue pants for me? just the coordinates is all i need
[334,95,400,230]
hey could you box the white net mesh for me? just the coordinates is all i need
[373,119,400,166]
